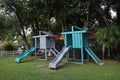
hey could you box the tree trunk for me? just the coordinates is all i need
[102,45,105,59]
[61,20,64,31]
[116,9,120,26]
[31,20,39,47]
[22,36,30,50]
[107,47,111,59]
[16,27,30,50]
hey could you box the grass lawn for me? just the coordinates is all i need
[0,56,120,80]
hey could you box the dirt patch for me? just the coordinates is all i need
[37,64,45,68]
[41,68,56,74]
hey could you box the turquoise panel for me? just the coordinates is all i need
[83,33,89,47]
[72,33,82,48]
[64,34,67,46]
[63,34,72,47]
[67,34,72,46]
[62,26,90,48]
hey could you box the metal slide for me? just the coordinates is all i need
[49,46,70,69]
[85,47,103,65]
[15,47,37,63]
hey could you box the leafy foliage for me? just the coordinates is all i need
[95,24,120,60]
[1,0,120,51]
[3,41,16,51]
[95,24,120,49]
[0,13,16,41]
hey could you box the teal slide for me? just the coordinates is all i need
[85,47,103,65]
[15,47,37,63]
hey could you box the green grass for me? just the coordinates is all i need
[0,56,120,80]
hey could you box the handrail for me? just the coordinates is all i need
[72,25,82,31]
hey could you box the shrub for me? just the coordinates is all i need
[3,41,16,51]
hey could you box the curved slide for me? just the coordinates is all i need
[49,46,70,69]
[15,47,37,63]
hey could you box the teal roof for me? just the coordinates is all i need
[62,26,89,35]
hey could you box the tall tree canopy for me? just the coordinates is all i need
[0,0,120,54]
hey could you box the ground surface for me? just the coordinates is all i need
[0,56,120,80]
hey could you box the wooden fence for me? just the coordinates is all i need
[0,50,23,58]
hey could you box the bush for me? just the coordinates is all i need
[3,41,16,51]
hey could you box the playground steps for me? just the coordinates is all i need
[85,47,103,65]
[49,48,59,57]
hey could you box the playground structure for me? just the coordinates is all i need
[15,25,103,69]
[61,26,103,64]
[15,31,58,63]
[32,31,58,60]
[49,26,103,69]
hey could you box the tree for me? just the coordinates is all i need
[91,0,120,60]
[1,0,120,59]
[0,13,16,41]
[1,0,32,49]
[0,13,6,40]
[95,24,120,59]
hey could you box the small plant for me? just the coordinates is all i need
[3,41,16,51]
